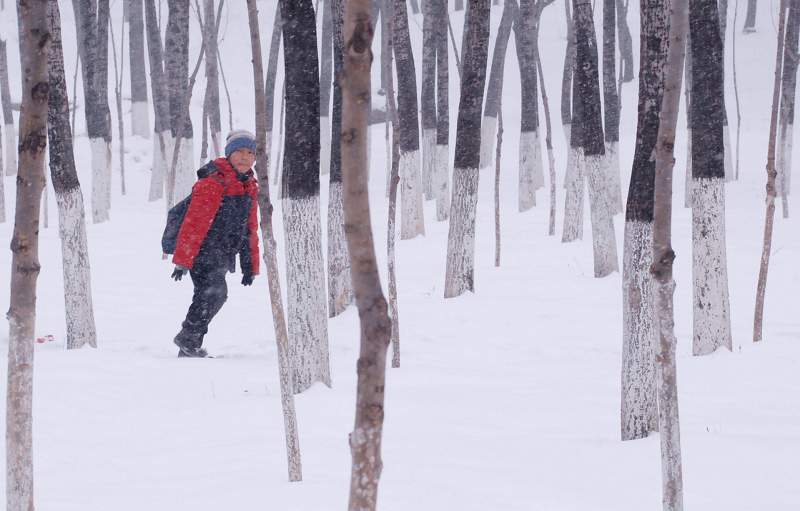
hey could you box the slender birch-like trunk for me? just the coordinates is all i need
[620,0,668,441]
[535,49,557,235]
[203,0,223,157]
[776,0,800,217]
[0,39,15,177]
[421,0,438,199]
[603,0,623,214]
[328,0,354,317]
[651,0,688,504]
[145,0,172,202]
[319,0,334,175]
[129,0,150,137]
[690,0,733,355]
[444,0,490,298]
[245,0,302,481]
[434,0,450,221]
[265,4,282,177]
[48,0,97,350]
[754,0,789,342]
[480,0,518,170]
[109,18,127,195]
[395,0,425,239]
[616,0,635,83]
[7,2,50,508]
[340,5,392,509]
[280,0,332,394]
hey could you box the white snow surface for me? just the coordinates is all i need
[0,2,799,510]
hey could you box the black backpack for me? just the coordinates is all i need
[161,195,192,255]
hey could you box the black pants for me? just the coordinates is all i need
[175,265,228,350]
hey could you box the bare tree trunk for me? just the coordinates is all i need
[574,0,618,277]
[744,0,756,31]
[603,0,623,214]
[265,3,282,176]
[395,0,425,239]
[718,0,736,183]
[47,0,97,350]
[421,0,438,199]
[0,39,15,177]
[204,0,223,156]
[129,0,150,137]
[776,0,799,217]
[616,0,634,82]
[7,1,50,508]
[733,0,742,179]
[447,13,462,78]
[145,0,172,202]
[319,0,334,175]
[754,0,789,342]
[444,0,490,298]
[651,0,688,504]
[535,48,557,236]
[0,121,5,221]
[690,0,732,355]
[434,0,450,221]
[341,4,392,509]
[494,109,503,265]
[620,0,668,441]
[245,0,302,481]
[515,0,546,211]
[280,0,332,394]
[217,48,233,132]
[328,0,354,317]
[109,17,127,195]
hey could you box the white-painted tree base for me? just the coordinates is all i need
[561,124,571,189]
[604,141,623,215]
[444,166,478,298]
[435,143,450,221]
[479,115,497,169]
[90,137,112,223]
[777,122,793,198]
[562,146,584,242]
[422,128,436,200]
[585,154,619,277]
[320,118,331,175]
[149,131,172,202]
[400,149,425,239]
[621,220,658,440]
[684,128,692,208]
[723,124,735,182]
[131,101,150,138]
[5,122,16,176]
[692,177,733,356]
[282,194,331,393]
[326,181,353,317]
[174,137,195,202]
[518,130,542,211]
[56,187,97,349]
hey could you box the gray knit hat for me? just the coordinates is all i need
[225,129,257,158]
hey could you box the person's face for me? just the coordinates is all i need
[229,148,256,173]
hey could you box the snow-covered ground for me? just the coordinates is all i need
[0,1,798,509]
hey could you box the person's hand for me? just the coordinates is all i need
[241,273,254,286]
[171,265,189,281]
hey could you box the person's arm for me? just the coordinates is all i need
[172,179,225,269]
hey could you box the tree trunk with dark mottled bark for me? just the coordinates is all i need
[144,0,171,202]
[129,0,150,137]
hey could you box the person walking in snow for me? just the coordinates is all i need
[170,130,260,358]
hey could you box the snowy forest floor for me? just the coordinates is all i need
[0,1,799,510]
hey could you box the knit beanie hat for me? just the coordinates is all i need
[225,129,257,158]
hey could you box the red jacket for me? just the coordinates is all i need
[172,158,260,275]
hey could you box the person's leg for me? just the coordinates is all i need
[174,266,228,351]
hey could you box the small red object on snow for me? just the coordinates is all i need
[35,335,56,344]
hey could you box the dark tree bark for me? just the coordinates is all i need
[604,0,623,214]
[561,0,574,128]
[144,0,171,201]
[265,3,282,176]
[320,0,334,175]
[776,0,800,212]
[245,0,302,481]
[690,0,732,355]
[203,0,222,155]
[395,0,424,238]
[421,0,437,198]
[620,0,669,442]
[340,4,392,510]
[573,0,618,277]
[616,0,634,82]
[129,0,150,137]
[434,0,450,220]
[409,0,421,13]
[47,0,97,350]
[443,0,490,298]
[327,0,354,317]
[7,1,50,509]
[280,0,331,394]
[0,39,15,177]
[479,0,517,169]
[165,0,191,140]
[744,0,757,31]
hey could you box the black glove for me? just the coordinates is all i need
[241,273,255,286]
[171,265,189,281]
